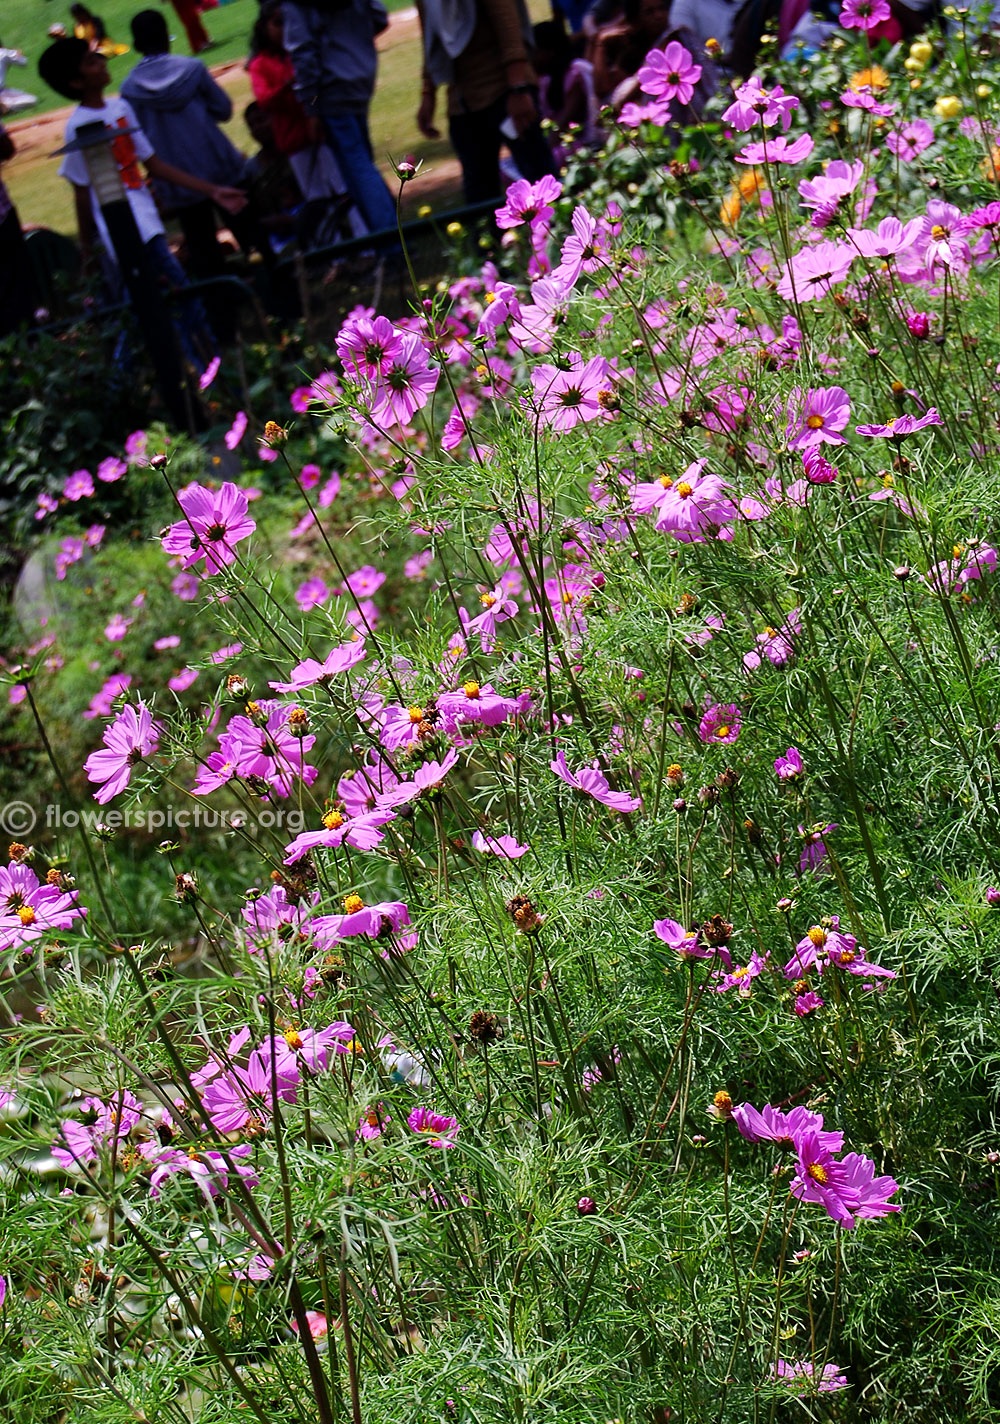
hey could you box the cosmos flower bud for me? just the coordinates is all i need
[987,887,1000,907]
[576,1196,597,1216]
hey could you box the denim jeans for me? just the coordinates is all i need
[318,109,398,236]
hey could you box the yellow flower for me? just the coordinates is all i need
[850,65,889,91]
[933,95,962,117]
[417,204,432,217]
[909,39,933,62]
[904,56,925,72]
[446,221,464,237]
[977,84,992,98]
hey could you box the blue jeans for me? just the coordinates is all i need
[319,110,398,236]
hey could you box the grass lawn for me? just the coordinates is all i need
[3,2,466,236]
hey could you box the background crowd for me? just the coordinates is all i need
[0,0,942,345]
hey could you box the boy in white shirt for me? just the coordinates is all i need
[38,38,246,362]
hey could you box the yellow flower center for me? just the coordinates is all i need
[288,706,308,726]
[715,725,730,740]
[17,906,35,926]
[676,481,694,498]
[462,681,481,699]
[667,764,683,778]
[480,592,497,607]
[806,414,825,429]
[284,1029,303,1050]
[807,1163,829,1185]
[343,894,364,915]
[931,224,946,240]
[658,475,673,488]
[485,291,497,303]
[808,926,827,947]
[952,545,964,561]
[407,705,425,723]
[322,810,344,831]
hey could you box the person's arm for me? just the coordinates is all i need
[72,181,98,268]
[0,126,14,164]
[480,0,539,135]
[283,3,321,116]
[144,153,247,213]
[199,64,234,122]
[414,1,441,138]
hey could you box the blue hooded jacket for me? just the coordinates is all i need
[121,53,244,209]
[284,0,389,116]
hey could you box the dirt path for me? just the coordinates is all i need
[5,8,465,211]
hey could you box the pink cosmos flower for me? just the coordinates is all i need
[790,1132,900,1227]
[653,917,731,968]
[312,899,411,944]
[0,860,86,953]
[202,1048,291,1134]
[84,673,132,719]
[722,77,799,132]
[84,703,159,804]
[839,0,890,27]
[794,990,824,1015]
[477,282,522,344]
[438,681,519,729]
[374,753,460,810]
[773,1360,848,1393]
[466,584,518,652]
[35,492,58,520]
[802,448,838,483]
[367,331,439,427]
[495,174,562,229]
[171,573,199,601]
[736,134,814,166]
[295,577,330,612]
[104,613,131,642]
[124,430,148,465]
[97,456,127,483]
[744,609,801,672]
[168,668,199,692]
[785,917,894,980]
[268,640,367,692]
[551,750,641,812]
[798,160,870,228]
[715,951,769,997]
[698,703,741,744]
[357,1105,391,1141]
[732,1102,844,1152]
[345,565,386,598]
[407,1106,460,1147]
[632,461,733,542]
[636,41,702,106]
[886,119,934,161]
[472,830,529,859]
[924,542,998,595]
[198,355,221,390]
[841,87,894,117]
[148,1143,257,1200]
[785,387,849,449]
[774,747,804,781]
[63,469,94,501]
[846,216,924,258]
[776,241,854,302]
[53,1090,143,1169]
[532,354,612,432]
[161,482,256,576]
[224,411,248,450]
[855,409,943,438]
